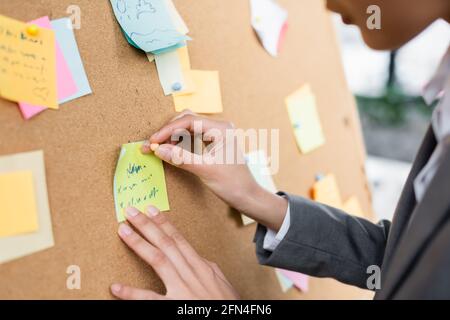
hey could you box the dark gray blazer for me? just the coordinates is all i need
[254,127,450,299]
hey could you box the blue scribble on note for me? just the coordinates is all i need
[110,0,189,53]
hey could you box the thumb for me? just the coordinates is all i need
[154,144,206,175]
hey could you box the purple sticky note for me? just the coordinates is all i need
[18,16,77,120]
[278,269,309,292]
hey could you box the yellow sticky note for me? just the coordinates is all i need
[343,195,365,218]
[0,14,58,109]
[0,171,39,238]
[311,174,342,209]
[173,70,223,114]
[286,85,325,154]
[114,141,170,222]
[0,150,54,264]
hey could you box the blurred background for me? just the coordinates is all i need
[333,15,450,221]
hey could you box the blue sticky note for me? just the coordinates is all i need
[121,26,140,50]
[110,0,189,53]
[51,18,92,103]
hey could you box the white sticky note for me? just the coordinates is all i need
[155,45,194,96]
[241,150,278,225]
[246,150,277,193]
[250,0,288,57]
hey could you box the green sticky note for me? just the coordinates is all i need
[113,141,170,222]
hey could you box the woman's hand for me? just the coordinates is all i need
[111,206,240,300]
[142,111,288,231]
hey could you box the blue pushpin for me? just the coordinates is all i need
[172,82,182,91]
[315,173,325,181]
[293,122,301,130]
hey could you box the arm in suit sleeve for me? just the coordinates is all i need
[254,192,391,289]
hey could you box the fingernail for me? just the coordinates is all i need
[150,143,159,151]
[126,207,139,217]
[111,283,122,294]
[141,141,152,153]
[147,205,159,217]
[155,144,171,160]
[118,224,133,237]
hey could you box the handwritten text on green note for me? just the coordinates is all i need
[113,141,170,222]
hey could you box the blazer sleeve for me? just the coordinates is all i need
[254,192,391,289]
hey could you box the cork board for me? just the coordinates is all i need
[0,0,374,299]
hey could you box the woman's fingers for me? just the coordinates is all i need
[153,144,208,176]
[111,283,165,300]
[117,223,182,290]
[124,207,207,295]
[149,114,228,145]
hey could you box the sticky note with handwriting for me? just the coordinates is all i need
[286,84,325,154]
[114,141,170,222]
[0,171,39,238]
[173,70,223,114]
[0,14,57,109]
[110,0,189,53]
[18,16,78,120]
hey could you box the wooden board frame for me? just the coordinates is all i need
[0,0,373,299]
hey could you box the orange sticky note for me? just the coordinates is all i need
[173,70,223,114]
[311,174,342,208]
[0,14,58,109]
[343,195,365,218]
[0,171,39,238]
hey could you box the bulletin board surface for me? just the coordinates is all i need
[0,0,373,299]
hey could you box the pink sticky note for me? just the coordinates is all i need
[279,269,309,292]
[277,21,288,54]
[18,16,77,120]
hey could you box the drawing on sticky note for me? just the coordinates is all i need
[114,141,170,222]
[286,84,325,154]
[110,0,189,53]
[0,14,58,109]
